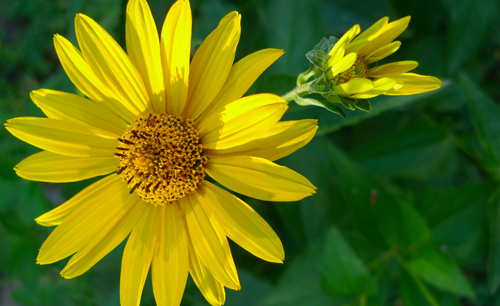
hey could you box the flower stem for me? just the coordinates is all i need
[281,83,312,102]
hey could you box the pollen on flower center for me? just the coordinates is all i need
[333,57,369,84]
[114,112,207,206]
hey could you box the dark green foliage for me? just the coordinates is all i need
[1,0,500,305]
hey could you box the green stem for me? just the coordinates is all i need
[393,251,440,306]
[359,294,367,306]
[281,83,312,102]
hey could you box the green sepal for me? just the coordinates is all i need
[312,37,331,53]
[340,97,357,110]
[327,36,339,51]
[311,36,339,54]
[322,102,346,117]
[309,75,332,94]
[293,94,345,117]
[323,92,341,104]
[297,68,314,86]
[305,50,328,70]
[355,99,371,112]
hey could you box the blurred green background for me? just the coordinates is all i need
[1,0,500,305]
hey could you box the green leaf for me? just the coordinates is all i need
[279,136,343,243]
[353,122,456,179]
[460,72,500,173]
[446,0,497,73]
[328,142,433,249]
[259,0,322,73]
[327,143,401,247]
[261,241,339,306]
[488,187,500,293]
[320,227,376,298]
[306,50,328,69]
[399,202,432,246]
[226,269,273,306]
[398,271,435,306]
[407,247,475,298]
[417,180,497,229]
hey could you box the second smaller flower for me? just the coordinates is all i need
[292,16,442,116]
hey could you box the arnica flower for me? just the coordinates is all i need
[325,16,442,99]
[4,0,317,305]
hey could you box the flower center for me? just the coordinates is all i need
[114,112,207,206]
[333,57,369,84]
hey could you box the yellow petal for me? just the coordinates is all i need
[35,174,120,226]
[358,16,411,56]
[368,60,418,78]
[201,182,284,263]
[75,14,150,116]
[160,0,192,115]
[327,52,357,80]
[385,73,442,95]
[328,24,360,57]
[201,94,288,150]
[347,37,368,54]
[36,175,129,264]
[205,119,318,161]
[120,204,160,306]
[5,117,118,157]
[185,11,241,120]
[363,41,401,64]
[15,151,117,182]
[61,194,145,278]
[31,89,127,136]
[53,35,136,123]
[206,156,316,202]
[187,235,226,306]
[126,0,165,113]
[350,78,398,99]
[327,44,346,72]
[151,204,189,306]
[333,78,374,96]
[181,193,240,290]
[348,17,389,52]
[197,48,284,126]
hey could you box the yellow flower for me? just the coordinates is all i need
[325,16,442,99]
[4,0,317,305]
